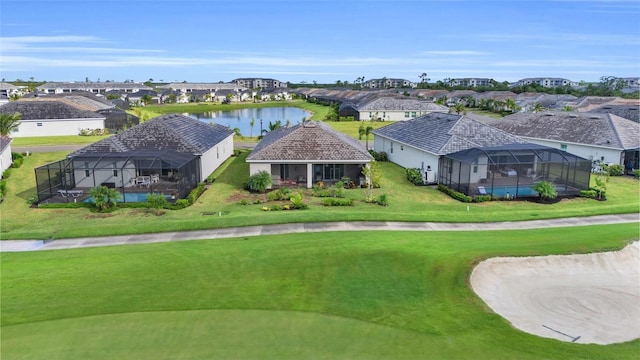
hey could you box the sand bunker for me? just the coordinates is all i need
[470,242,640,344]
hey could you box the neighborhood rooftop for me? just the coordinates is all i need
[71,113,234,155]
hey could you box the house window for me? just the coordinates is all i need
[112,162,118,177]
[37,123,43,127]
[560,144,567,151]
[323,164,344,180]
[84,162,90,177]
[390,142,394,153]
[280,164,290,179]
[216,147,219,159]
[404,112,410,118]
[411,112,417,117]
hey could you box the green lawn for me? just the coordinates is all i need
[2,225,638,359]
[11,134,112,147]
[1,149,638,240]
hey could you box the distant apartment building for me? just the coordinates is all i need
[157,82,244,93]
[364,78,416,89]
[616,77,640,88]
[231,78,287,89]
[449,78,492,87]
[513,78,577,88]
[37,82,151,94]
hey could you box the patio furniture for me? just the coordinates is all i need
[150,174,160,183]
[135,176,151,188]
[477,186,488,195]
[57,190,83,197]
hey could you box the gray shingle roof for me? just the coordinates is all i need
[491,112,640,149]
[247,121,373,162]
[357,97,449,112]
[71,113,234,155]
[0,100,105,120]
[590,104,640,123]
[372,113,527,155]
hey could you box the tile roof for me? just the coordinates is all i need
[372,113,527,155]
[71,113,234,155]
[357,97,449,112]
[489,112,640,149]
[589,104,640,123]
[247,121,373,162]
[0,100,105,120]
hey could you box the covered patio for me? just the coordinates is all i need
[438,144,592,199]
[35,150,200,204]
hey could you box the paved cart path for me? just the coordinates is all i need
[1,213,638,252]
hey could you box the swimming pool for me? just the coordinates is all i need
[84,192,171,203]
[488,185,539,197]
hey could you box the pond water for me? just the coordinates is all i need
[186,107,312,137]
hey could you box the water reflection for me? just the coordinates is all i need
[186,107,311,136]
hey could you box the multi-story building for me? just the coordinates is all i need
[449,78,492,87]
[36,82,151,94]
[231,78,287,89]
[364,78,416,89]
[513,78,577,88]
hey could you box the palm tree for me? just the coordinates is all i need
[358,123,374,150]
[141,94,153,106]
[89,185,121,212]
[504,98,517,113]
[453,103,465,115]
[531,103,544,113]
[0,112,21,136]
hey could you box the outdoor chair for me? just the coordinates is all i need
[477,186,488,195]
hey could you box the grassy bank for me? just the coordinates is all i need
[1,149,638,240]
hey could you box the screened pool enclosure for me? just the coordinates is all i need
[438,144,591,199]
[35,150,201,203]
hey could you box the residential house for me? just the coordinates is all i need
[0,135,12,178]
[373,113,591,197]
[0,100,106,137]
[372,113,528,184]
[485,112,640,170]
[355,97,449,121]
[37,82,151,94]
[127,90,161,106]
[246,121,373,189]
[231,78,287,89]
[157,82,245,93]
[35,114,234,203]
[0,82,28,99]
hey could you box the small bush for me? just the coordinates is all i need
[146,193,169,213]
[172,199,191,209]
[267,188,292,201]
[290,192,308,210]
[186,183,206,204]
[246,170,272,193]
[368,150,388,162]
[376,193,389,206]
[2,168,12,179]
[239,199,250,205]
[532,180,557,200]
[437,184,472,203]
[406,168,423,185]
[606,164,624,176]
[322,198,354,206]
[635,169,640,178]
[474,195,492,203]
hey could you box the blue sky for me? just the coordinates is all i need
[1,0,639,84]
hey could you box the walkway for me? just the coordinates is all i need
[1,214,638,252]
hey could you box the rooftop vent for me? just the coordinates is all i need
[569,114,578,118]
[543,113,554,116]
[589,115,601,119]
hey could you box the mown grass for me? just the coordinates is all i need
[1,149,638,240]
[1,225,638,359]
[11,134,112,147]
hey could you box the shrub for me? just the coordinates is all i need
[246,170,272,193]
[186,183,206,204]
[267,188,292,201]
[2,168,12,179]
[146,193,169,214]
[579,189,598,199]
[239,199,250,205]
[368,150,388,162]
[532,180,557,200]
[89,185,121,212]
[322,198,354,206]
[474,195,492,203]
[607,164,624,176]
[406,168,423,185]
[376,193,389,206]
[290,192,308,210]
[437,184,472,203]
[635,169,640,178]
[172,199,191,209]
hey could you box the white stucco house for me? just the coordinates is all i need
[355,97,449,121]
[0,100,106,137]
[0,135,13,178]
[34,114,234,203]
[488,112,640,170]
[372,113,528,184]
